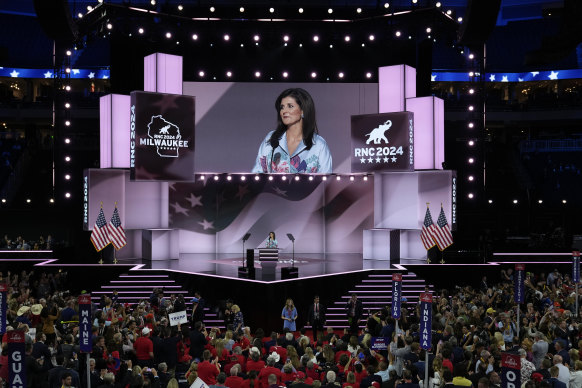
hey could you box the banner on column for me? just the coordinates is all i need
[8,330,25,388]
[419,292,432,350]
[573,251,580,284]
[0,283,7,334]
[78,294,92,353]
[391,273,402,319]
[501,353,521,388]
[514,264,525,304]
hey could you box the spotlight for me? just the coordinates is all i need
[65,156,71,162]
[65,120,71,126]
[329,44,333,48]
[1,199,5,203]
[224,34,230,41]
[363,176,368,181]
[64,138,71,144]
[150,0,155,5]
[269,7,274,13]
[65,174,71,180]
[66,50,72,56]
[268,176,273,181]
[65,102,70,108]
[227,175,232,181]
[384,2,389,8]
[299,43,303,47]
[322,176,327,181]
[192,33,198,40]
[254,35,260,41]
[563,199,567,204]
[295,176,300,181]
[426,27,431,33]
[538,199,543,204]
[468,158,474,164]
[65,193,71,198]
[308,176,314,181]
[357,8,362,13]
[313,35,319,42]
[226,71,232,77]
[239,7,244,13]
[214,175,219,181]
[366,72,372,78]
[254,71,261,78]
[469,53,475,59]
[468,140,475,146]
[65,85,71,91]
[282,176,287,181]
[77,13,83,18]
[255,175,260,181]
[488,199,493,204]
[369,34,375,41]
[328,8,333,14]
[283,35,289,42]
[469,88,475,94]
[468,106,474,111]
[178,4,183,11]
[468,122,474,128]
[344,35,350,42]
[350,176,354,181]
[165,32,172,39]
[469,71,474,77]
[282,71,288,78]
[49,198,55,203]
[446,9,452,15]
[210,6,215,12]
[200,175,205,180]
[311,72,317,78]
[468,175,474,181]
[198,71,205,77]
[139,28,145,34]
[513,199,518,204]
[336,176,341,181]
[395,31,401,37]
[468,193,474,199]
[26,199,31,203]
[298,7,304,13]
[87,5,93,11]
[338,72,344,78]
[106,23,113,30]
[436,2,442,7]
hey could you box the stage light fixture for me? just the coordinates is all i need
[446,10,452,15]
[350,176,355,181]
[224,34,230,41]
[178,4,183,11]
[283,35,289,42]
[468,122,474,128]
[65,120,71,126]
[395,31,401,37]
[426,27,431,33]
[563,199,567,204]
[214,175,219,181]
[65,156,71,162]
[538,199,543,204]
[458,17,463,22]
[357,8,362,13]
[65,85,71,91]
[240,176,246,181]
[239,7,244,13]
[468,175,474,181]
[488,199,493,204]
[240,44,244,47]
[313,35,319,42]
[322,176,327,181]
[139,28,145,34]
[65,193,71,198]
[268,176,273,181]
[210,6,215,12]
[65,102,70,108]
[469,53,475,60]
[295,176,300,181]
[66,50,72,56]
[227,175,232,181]
[308,176,314,181]
[254,35,260,41]
[468,106,474,111]
[150,0,155,5]
[1,199,5,203]
[328,8,333,14]
[469,88,475,94]
[369,34,375,41]
[198,71,205,77]
[282,71,288,78]
[65,174,71,180]
[192,34,198,40]
[299,43,303,47]
[384,2,389,8]
[468,158,474,164]
[469,71,474,77]
[468,193,474,199]
[363,176,368,181]
[311,72,317,78]
[436,2,442,7]
[254,71,261,78]
[255,175,260,181]
[281,176,287,181]
[106,23,113,30]
[226,71,232,77]
[366,72,372,78]
[298,8,304,13]
[77,13,83,18]
[26,199,31,203]
[64,138,71,144]
[329,44,333,48]
[344,36,350,42]
[200,175,205,180]
[49,198,54,203]
[338,72,344,78]
[269,7,274,13]
[87,6,93,11]
[468,140,474,146]
[165,32,172,39]
[513,199,518,204]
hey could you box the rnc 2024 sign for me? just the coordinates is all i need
[350,112,414,172]
[130,91,195,181]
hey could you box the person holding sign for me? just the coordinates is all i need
[252,88,332,174]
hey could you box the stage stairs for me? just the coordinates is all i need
[89,270,225,329]
[325,271,434,329]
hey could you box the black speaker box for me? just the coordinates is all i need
[281,267,299,280]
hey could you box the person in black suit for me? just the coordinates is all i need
[345,294,363,335]
[306,295,326,343]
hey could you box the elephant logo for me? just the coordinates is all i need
[365,120,392,144]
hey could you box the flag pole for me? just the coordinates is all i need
[113,201,118,264]
[440,203,446,264]
[426,203,431,264]
[98,201,104,264]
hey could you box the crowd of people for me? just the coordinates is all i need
[0,234,53,250]
[2,267,582,388]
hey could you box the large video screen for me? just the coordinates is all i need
[183,82,379,174]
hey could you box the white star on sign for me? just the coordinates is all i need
[272,186,287,196]
[72,69,80,75]
[88,72,95,79]
[186,193,202,208]
[489,74,495,81]
[44,71,52,78]
[391,157,397,162]
[170,202,189,216]
[102,75,109,79]
[367,157,373,163]
[431,74,436,81]
[501,76,508,82]
[360,157,366,163]
[548,71,559,80]
[518,78,524,82]
[375,157,381,163]
[531,71,539,77]
[10,70,19,77]
[198,219,214,230]
[383,157,389,163]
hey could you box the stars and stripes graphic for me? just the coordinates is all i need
[90,207,110,252]
[434,206,453,250]
[420,207,437,250]
[108,206,127,250]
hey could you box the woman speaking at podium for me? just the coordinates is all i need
[252,88,332,174]
[266,232,278,248]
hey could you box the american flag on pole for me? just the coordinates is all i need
[108,206,127,250]
[90,207,110,252]
[420,207,437,250]
[434,206,453,251]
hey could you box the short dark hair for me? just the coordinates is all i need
[217,372,227,384]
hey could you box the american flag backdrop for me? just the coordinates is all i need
[434,206,453,250]
[108,207,127,250]
[90,207,110,252]
[420,207,437,250]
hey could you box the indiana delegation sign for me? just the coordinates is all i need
[350,112,414,172]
